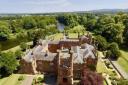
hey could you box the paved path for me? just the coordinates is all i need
[22,75,34,85]
[111,61,128,79]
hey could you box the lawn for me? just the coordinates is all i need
[2,41,32,53]
[47,33,63,40]
[0,37,20,51]
[117,50,128,73]
[47,33,80,40]
[67,25,85,33]
[68,33,78,38]
[0,74,26,85]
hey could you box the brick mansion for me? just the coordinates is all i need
[19,33,103,85]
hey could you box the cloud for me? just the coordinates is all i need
[25,0,71,7]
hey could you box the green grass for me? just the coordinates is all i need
[68,33,78,38]
[47,33,63,40]
[0,34,30,51]
[2,41,32,53]
[0,37,20,51]
[0,74,26,85]
[120,50,128,61]
[67,25,85,33]
[47,33,80,40]
[117,50,128,73]
[0,77,8,85]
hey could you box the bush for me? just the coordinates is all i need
[107,42,121,59]
[95,35,108,51]
[15,50,23,59]
[20,42,28,51]
[32,75,44,85]
[37,77,44,83]
[18,76,24,81]
[0,52,19,77]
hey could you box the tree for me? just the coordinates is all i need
[79,16,87,27]
[15,50,23,60]
[95,15,115,35]
[86,19,97,31]
[95,15,125,44]
[107,42,121,59]
[95,35,108,51]
[0,44,1,52]
[27,29,46,47]
[0,21,10,41]
[123,15,128,46]
[58,14,79,28]
[9,19,23,33]
[0,52,19,77]
[16,31,28,42]
[23,17,36,29]
[20,42,28,51]
[110,23,125,44]
[37,20,47,29]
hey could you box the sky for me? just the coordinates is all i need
[0,0,128,13]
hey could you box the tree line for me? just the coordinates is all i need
[0,16,59,50]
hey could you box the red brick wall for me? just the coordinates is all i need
[36,60,56,73]
[19,59,34,74]
[48,41,80,53]
[48,44,60,53]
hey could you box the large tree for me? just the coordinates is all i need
[95,15,125,44]
[107,42,121,59]
[0,52,19,77]
[23,17,36,29]
[95,35,108,51]
[0,21,10,41]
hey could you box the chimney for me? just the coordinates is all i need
[69,50,73,69]
[57,50,60,65]
[69,50,73,85]
[77,46,80,57]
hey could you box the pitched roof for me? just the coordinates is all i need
[72,44,96,64]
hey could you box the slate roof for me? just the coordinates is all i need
[72,44,96,64]
[24,43,57,62]
[35,52,57,61]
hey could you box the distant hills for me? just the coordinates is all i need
[87,9,128,13]
[0,9,128,16]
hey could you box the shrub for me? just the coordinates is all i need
[15,50,23,59]
[37,77,44,83]
[18,76,24,81]
[20,42,28,51]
